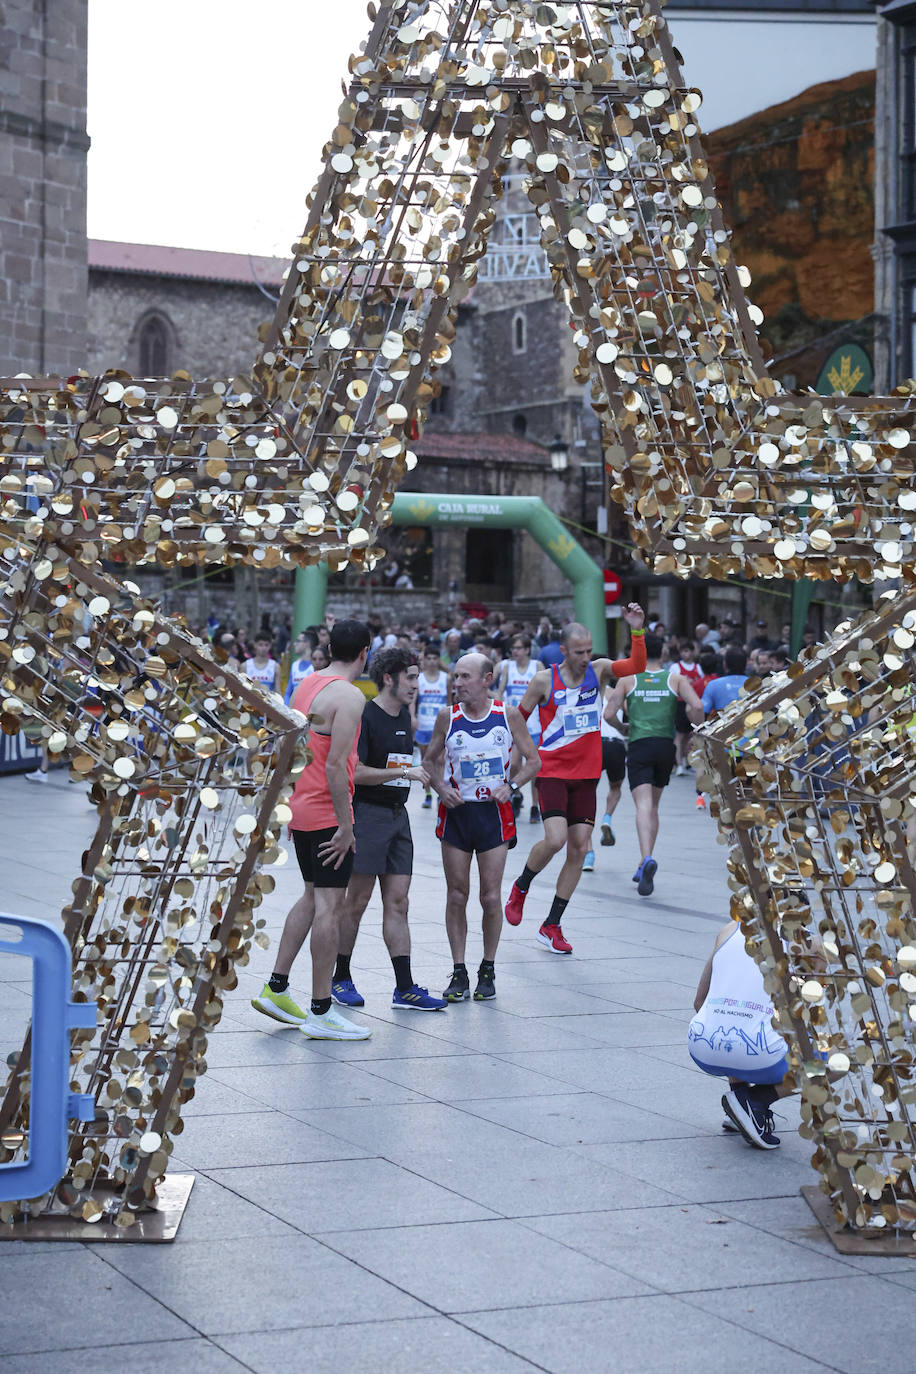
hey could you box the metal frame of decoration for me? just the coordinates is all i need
[0,0,914,1237]
[693,591,916,1234]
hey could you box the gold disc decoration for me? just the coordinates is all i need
[693,591,916,1233]
[0,546,308,1228]
[1,0,915,1235]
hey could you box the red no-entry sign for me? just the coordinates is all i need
[604,570,622,606]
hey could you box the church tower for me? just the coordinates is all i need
[0,0,88,375]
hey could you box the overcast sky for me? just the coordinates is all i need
[86,1,875,258]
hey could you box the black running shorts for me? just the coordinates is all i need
[601,737,626,785]
[674,699,692,735]
[352,800,414,876]
[626,737,676,791]
[292,826,354,889]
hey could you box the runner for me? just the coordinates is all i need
[244,634,280,693]
[424,652,540,1002]
[496,632,542,824]
[504,605,647,953]
[251,620,373,1041]
[330,647,447,1012]
[414,644,450,810]
[693,647,722,810]
[283,631,314,705]
[602,632,704,898]
[673,640,703,775]
[597,689,628,850]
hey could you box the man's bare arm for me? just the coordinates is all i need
[422,707,459,805]
[604,677,631,723]
[676,675,705,727]
[354,761,428,787]
[507,706,540,788]
[517,668,550,718]
[694,921,737,1011]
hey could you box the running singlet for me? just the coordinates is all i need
[537,663,602,779]
[284,657,314,705]
[289,674,361,830]
[676,660,703,688]
[415,670,449,740]
[502,659,540,738]
[245,657,279,692]
[688,927,788,1084]
[443,701,513,802]
[626,667,678,742]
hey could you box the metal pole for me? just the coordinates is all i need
[293,564,329,637]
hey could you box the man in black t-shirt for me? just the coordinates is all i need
[331,647,448,1013]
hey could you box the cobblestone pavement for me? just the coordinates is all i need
[1,770,913,1372]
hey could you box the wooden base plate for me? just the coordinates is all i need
[0,1172,194,1243]
[801,1185,916,1257]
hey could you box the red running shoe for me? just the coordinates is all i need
[537,921,573,955]
[504,883,527,926]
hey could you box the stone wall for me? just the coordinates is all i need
[86,271,272,378]
[0,0,88,376]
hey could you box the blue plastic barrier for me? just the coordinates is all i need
[0,916,96,1202]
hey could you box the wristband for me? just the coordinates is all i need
[631,628,645,636]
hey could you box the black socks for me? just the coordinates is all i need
[515,864,538,894]
[392,954,414,993]
[479,959,495,976]
[547,896,569,926]
[268,972,289,994]
[334,954,351,981]
[311,996,332,1016]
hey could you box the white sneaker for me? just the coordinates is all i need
[25,769,47,784]
[300,1007,371,1041]
[675,763,687,777]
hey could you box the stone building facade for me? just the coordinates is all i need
[0,0,89,376]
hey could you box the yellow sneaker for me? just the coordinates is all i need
[251,983,307,1025]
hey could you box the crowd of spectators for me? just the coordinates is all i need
[198,606,820,695]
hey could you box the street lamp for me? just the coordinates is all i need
[549,433,568,472]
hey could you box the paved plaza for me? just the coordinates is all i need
[1,770,914,1372]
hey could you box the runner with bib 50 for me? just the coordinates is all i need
[504,605,646,954]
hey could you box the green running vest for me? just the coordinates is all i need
[626,668,678,742]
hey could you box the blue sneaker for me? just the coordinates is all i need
[632,860,643,883]
[582,849,595,872]
[600,816,615,846]
[392,984,447,1011]
[637,857,657,896]
[421,793,432,809]
[331,978,364,1007]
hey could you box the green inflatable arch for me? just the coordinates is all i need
[294,492,606,652]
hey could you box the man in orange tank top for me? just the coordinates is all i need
[504,605,646,955]
[251,620,373,1041]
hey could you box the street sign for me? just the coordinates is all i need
[604,569,622,606]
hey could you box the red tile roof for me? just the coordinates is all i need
[88,240,288,288]
[415,430,548,464]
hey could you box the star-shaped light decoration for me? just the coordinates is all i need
[2,0,914,1237]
